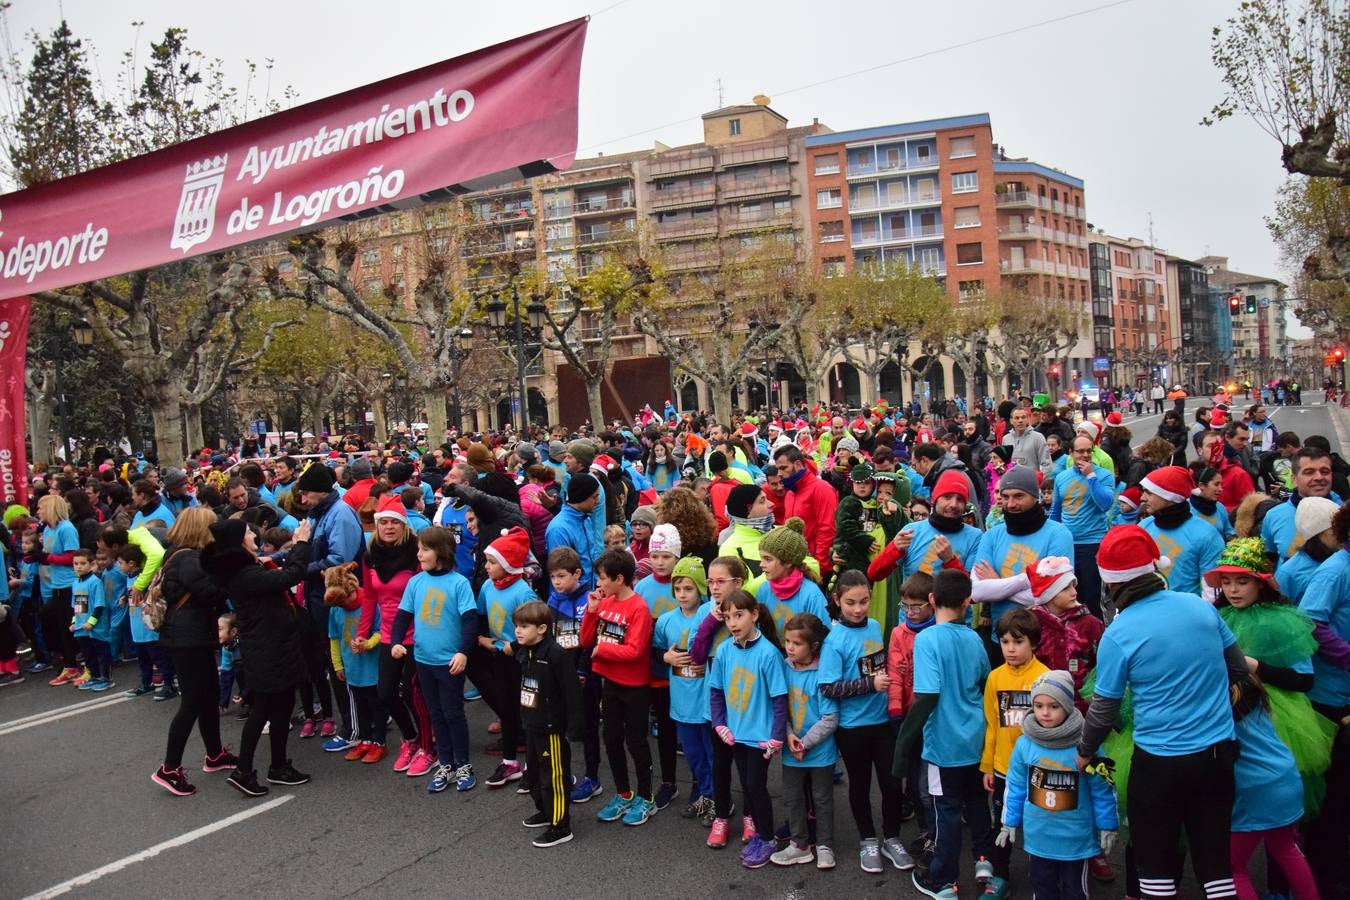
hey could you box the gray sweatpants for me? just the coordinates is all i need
[782,763,835,849]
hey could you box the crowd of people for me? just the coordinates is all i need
[2,393,1348,900]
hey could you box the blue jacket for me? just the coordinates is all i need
[1003,734,1119,861]
[304,491,364,618]
[546,504,602,590]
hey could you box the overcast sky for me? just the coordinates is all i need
[8,0,1308,333]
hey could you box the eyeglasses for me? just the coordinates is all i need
[1072,447,1093,454]
[909,510,929,520]
[706,577,740,586]
[901,601,931,613]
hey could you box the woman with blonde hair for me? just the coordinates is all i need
[657,486,720,566]
[33,493,82,685]
[153,506,234,797]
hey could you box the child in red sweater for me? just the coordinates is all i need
[580,548,657,826]
[1020,557,1104,713]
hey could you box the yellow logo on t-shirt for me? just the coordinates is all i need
[727,665,757,713]
[1061,481,1087,516]
[344,617,359,645]
[418,588,446,626]
[1151,533,1181,577]
[789,685,810,733]
[489,601,509,639]
[999,543,1039,577]
[772,603,793,634]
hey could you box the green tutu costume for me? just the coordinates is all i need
[1080,670,1135,818]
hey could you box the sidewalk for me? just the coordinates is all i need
[1328,398,1350,453]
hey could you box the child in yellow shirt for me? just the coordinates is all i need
[980,608,1048,897]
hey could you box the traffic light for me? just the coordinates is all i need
[1229,295,1241,316]
[1049,364,1060,377]
[1245,295,1257,314]
[1336,347,1346,362]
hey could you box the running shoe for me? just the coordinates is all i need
[343,741,370,761]
[393,740,417,773]
[532,825,573,848]
[227,769,269,798]
[741,815,757,844]
[522,811,550,828]
[622,795,654,826]
[202,748,238,773]
[881,836,916,871]
[454,764,476,791]
[485,761,522,787]
[406,750,435,778]
[707,818,730,848]
[123,684,154,698]
[912,871,959,900]
[596,793,633,823]
[151,765,197,797]
[324,734,354,753]
[428,763,454,793]
[266,761,311,786]
[770,842,814,866]
[318,718,337,738]
[88,679,114,692]
[570,775,602,803]
[860,837,883,874]
[298,718,318,739]
[361,744,387,765]
[816,845,836,870]
[653,781,677,810]
[740,836,774,869]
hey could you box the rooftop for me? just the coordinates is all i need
[804,113,990,147]
[993,160,1083,190]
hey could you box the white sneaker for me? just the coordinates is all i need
[816,845,836,870]
[770,842,814,866]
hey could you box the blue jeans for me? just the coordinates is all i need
[416,661,468,767]
[1072,542,1104,618]
[675,720,714,799]
[925,762,995,886]
[136,640,175,689]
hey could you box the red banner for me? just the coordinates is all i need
[0,19,587,300]
[0,297,30,507]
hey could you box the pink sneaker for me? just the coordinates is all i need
[318,718,337,738]
[741,816,756,844]
[298,718,317,739]
[406,749,435,777]
[707,818,729,848]
[393,740,417,773]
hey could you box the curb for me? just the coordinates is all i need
[1328,400,1350,453]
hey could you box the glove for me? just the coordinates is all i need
[760,738,782,760]
[1099,829,1117,856]
[715,725,734,746]
[994,825,1016,848]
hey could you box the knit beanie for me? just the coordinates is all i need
[348,457,373,480]
[548,440,568,462]
[373,493,407,525]
[649,523,683,557]
[161,466,189,490]
[565,472,599,504]
[209,519,247,550]
[835,435,860,453]
[1030,670,1077,714]
[466,443,495,474]
[515,441,538,463]
[998,465,1039,497]
[1026,557,1076,604]
[1140,465,1193,504]
[760,518,808,568]
[1076,420,1101,444]
[296,463,337,493]
[726,484,762,519]
[484,526,531,574]
[4,503,30,528]
[630,505,658,529]
[932,470,971,504]
[567,440,596,469]
[671,555,708,596]
[1295,496,1339,540]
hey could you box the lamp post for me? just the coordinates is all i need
[449,326,474,434]
[50,311,94,463]
[481,271,545,433]
[747,317,773,412]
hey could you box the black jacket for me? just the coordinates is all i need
[201,540,311,692]
[158,547,229,650]
[515,634,584,739]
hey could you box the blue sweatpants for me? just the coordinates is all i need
[675,720,714,800]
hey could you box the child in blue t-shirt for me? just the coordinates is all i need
[476,527,537,790]
[755,522,829,636]
[820,569,909,874]
[772,611,838,870]
[217,613,243,711]
[708,589,789,870]
[997,670,1118,900]
[894,568,994,897]
[328,575,384,762]
[71,549,114,691]
[390,526,479,794]
[10,530,42,670]
[654,556,713,818]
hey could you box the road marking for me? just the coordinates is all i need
[22,795,294,900]
[0,694,129,729]
[0,696,130,737]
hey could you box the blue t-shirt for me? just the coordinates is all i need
[755,577,829,638]
[785,662,839,768]
[975,520,1073,640]
[71,573,110,643]
[1002,735,1119,861]
[1050,465,1115,544]
[406,510,432,535]
[1232,707,1304,832]
[1298,548,1350,707]
[914,621,990,767]
[1093,589,1237,755]
[1275,550,1320,605]
[635,574,677,620]
[330,605,379,688]
[131,501,177,530]
[397,570,476,666]
[1140,514,1226,598]
[477,578,536,650]
[1261,498,1301,566]
[819,618,889,728]
[436,502,477,578]
[654,602,713,724]
[41,520,80,596]
[1190,499,1234,540]
[709,632,788,746]
[899,519,983,579]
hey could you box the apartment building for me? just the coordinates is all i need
[1087,232,1173,388]
[1165,257,1232,387]
[1194,255,1290,385]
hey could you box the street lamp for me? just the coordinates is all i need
[73,318,94,347]
[747,317,773,412]
[449,326,474,433]
[479,272,545,433]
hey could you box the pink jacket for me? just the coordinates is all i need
[1032,603,1104,712]
[358,567,415,645]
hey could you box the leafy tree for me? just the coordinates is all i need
[1268,175,1350,340]
[987,287,1080,394]
[941,292,1005,410]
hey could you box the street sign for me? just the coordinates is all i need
[1259,297,1271,308]
[1092,357,1110,373]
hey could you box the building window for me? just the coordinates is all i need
[822,257,845,278]
[740,202,761,217]
[819,221,844,243]
[953,206,980,229]
[814,153,840,175]
[952,171,979,193]
[817,189,842,209]
[958,279,984,299]
[362,249,381,266]
[729,118,741,136]
[949,136,976,158]
[774,199,792,214]
[916,144,932,161]
[956,242,983,265]
[655,179,675,191]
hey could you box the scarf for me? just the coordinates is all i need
[366,536,420,583]
[730,513,775,534]
[768,568,805,600]
[904,613,937,634]
[1190,495,1218,516]
[492,572,523,590]
[1003,504,1047,536]
[1020,704,1084,748]
[1153,500,1192,530]
[928,512,964,534]
[1302,538,1336,564]
[1112,572,1167,613]
[782,467,807,492]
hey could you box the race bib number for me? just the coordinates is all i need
[674,656,706,679]
[1029,765,1079,812]
[555,618,580,650]
[73,597,88,616]
[857,649,887,678]
[598,619,628,645]
[998,690,1032,728]
[520,675,540,709]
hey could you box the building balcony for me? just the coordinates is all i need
[648,154,715,179]
[845,159,940,180]
[852,225,944,249]
[654,219,719,241]
[462,235,535,258]
[577,226,634,247]
[542,202,573,220]
[474,204,535,224]
[721,174,793,200]
[1000,257,1051,275]
[998,223,1048,240]
[574,194,635,216]
[648,185,717,209]
[849,193,940,215]
[995,190,1044,209]
[664,248,721,270]
[727,211,795,233]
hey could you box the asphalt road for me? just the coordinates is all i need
[1095,396,1346,454]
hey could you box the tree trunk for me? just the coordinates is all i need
[150,399,186,462]
[372,396,389,444]
[423,389,448,444]
[28,394,52,466]
[710,382,732,424]
[801,375,821,408]
[860,366,882,405]
[183,404,205,457]
[585,378,605,432]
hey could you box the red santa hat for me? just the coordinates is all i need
[1209,409,1228,428]
[1118,485,1143,512]
[590,454,618,477]
[1076,420,1101,445]
[1026,556,1077,604]
[768,418,784,433]
[1140,465,1193,505]
[1105,411,1123,426]
[373,493,407,525]
[850,416,869,434]
[739,422,758,438]
[1096,524,1170,584]
[484,526,531,575]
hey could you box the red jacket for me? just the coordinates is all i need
[343,478,377,512]
[580,591,653,687]
[783,464,839,574]
[886,619,929,717]
[1032,603,1104,713]
[1217,456,1255,514]
[708,476,739,533]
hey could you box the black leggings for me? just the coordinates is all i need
[238,688,296,773]
[42,588,78,667]
[835,721,904,840]
[712,733,748,819]
[163,647,223,770]
[651,684,677,785]
[601,679,652,798]
[1128,741,1237,899]
[377,643,419,741]
[731,744,773,832]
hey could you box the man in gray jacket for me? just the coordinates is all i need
[1001,406,1052,476]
